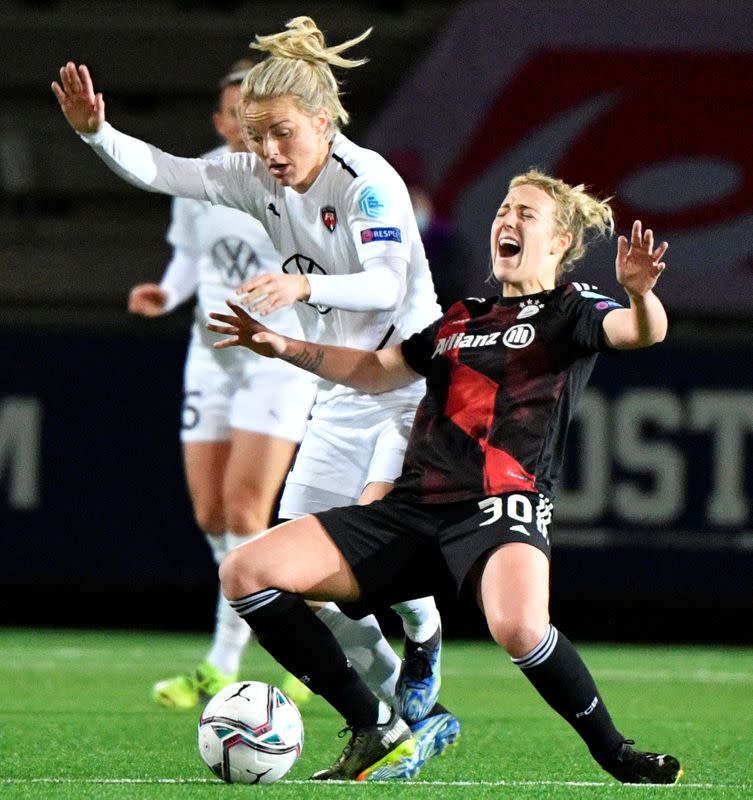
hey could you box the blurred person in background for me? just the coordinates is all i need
[53,16,458,778]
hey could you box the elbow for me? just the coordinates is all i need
[372,273,403,311]
[636,326,667,349]
[649,316,669,346]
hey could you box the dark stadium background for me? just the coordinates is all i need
[2,0,752,643]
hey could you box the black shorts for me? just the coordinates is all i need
[315,490,553,612]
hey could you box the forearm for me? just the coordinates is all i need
[305,257,406,312]
[280,339,408,394]
[627,290,667,345]
[160,250,199,312]
[80,122,209,199]
[606,290,668,349]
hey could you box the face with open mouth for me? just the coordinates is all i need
[240,95,331,193]
[490,183,572,295]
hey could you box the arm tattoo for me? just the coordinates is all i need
[286,345,325,374]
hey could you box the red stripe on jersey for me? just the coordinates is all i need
[445,360,536,496]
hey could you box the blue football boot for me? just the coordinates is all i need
[369,704,461,780]
[396,625,442,724]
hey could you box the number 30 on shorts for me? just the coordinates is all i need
[477,494,534,528]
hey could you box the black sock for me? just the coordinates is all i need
[230,589,380,728]
[513,624,624,765]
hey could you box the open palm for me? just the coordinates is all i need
[207,301,287,358]
[615,220,668,297]
[51,62,104,134]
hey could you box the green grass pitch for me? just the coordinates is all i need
[1,629,751,799]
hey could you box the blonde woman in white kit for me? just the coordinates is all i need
[53,16,458,779]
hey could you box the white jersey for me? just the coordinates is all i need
[83,125,442,402]
[197,134,441,351]
[167,145,304,341]
[165,144,311,386]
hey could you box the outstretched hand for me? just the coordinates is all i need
[207,301,288,358]
[51,62,105,134]
[128,283,168,317]
[616,220,668,298]
[236,272,311,316]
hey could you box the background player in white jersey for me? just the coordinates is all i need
[52,17,456,774]
[126,61,317,709]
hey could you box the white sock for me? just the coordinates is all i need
[225,531,256,551]
[205,532,256,677]
[316,602,401,706]
[204,532,226,566]
[391,596,441,643]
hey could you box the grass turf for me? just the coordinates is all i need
[0,629,751,799]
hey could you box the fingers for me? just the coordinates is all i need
[226,300,253,316]
[653,240,669,263]
[236,275,267,295]
[213,337,240,350]
[78,63,95,94]
[53,62,94,106]
[643,227,654,254]
[616,234,628,261]
[61,62,80,93]
[212,300,263,324]
[629,221,667,259]
[206,321,239,336]
[207,311,240,325]
[243,290,269,308]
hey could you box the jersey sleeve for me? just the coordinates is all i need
[159,248,198,312]
[345,167,415,267]
[200,152,270,220]
[400,316,445,376]
[80,123,268,220]
[165,196,202,254]
[560,283,624,352]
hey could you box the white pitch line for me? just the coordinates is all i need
[1,778,750,790]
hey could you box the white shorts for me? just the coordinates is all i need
[278,386,420,518]
[180,323,316,444]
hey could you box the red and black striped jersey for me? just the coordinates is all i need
[394,283,622,503]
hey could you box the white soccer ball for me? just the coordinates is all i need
[198,680,304,784]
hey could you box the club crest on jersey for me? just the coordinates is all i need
[321,206,337,232]
[517,299,543,319]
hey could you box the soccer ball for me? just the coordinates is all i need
[198,680,304,784]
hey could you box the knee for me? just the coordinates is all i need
[222,489,270,535]
[485,609,549,659]
[193,502,225,535]
[218,545,267,601]
[224,504,268,536]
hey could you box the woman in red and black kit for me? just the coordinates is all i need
[206,170,682,785]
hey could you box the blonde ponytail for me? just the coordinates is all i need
[241,16,371,138]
